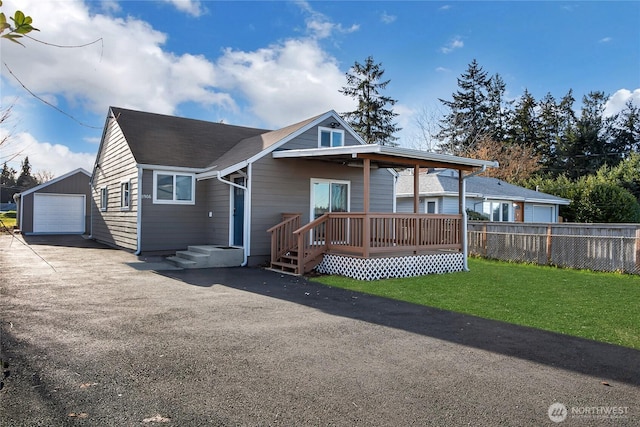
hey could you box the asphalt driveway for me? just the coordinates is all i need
[1,234,638,426]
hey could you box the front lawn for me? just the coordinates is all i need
[0,211,16,230]
[312,258,640,350]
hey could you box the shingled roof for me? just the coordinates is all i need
[110,107,270,169]
[397,170,570,204]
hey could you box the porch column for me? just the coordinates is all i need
[363,158,371,213]
[458,170,464,215]
[413,164,420,214]
[363,158,370,257]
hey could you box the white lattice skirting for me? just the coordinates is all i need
[315,252,465,281]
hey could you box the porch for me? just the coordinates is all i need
[268,212,464,279]
[267,144,498,280]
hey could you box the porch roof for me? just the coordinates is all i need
[272,144,499,170]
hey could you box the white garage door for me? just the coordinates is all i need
[33,194,85,234]
[532,205,554,223]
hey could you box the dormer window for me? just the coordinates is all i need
[318,127,344,148]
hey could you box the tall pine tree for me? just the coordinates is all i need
[339,56,401,146]
[437,59,491,155]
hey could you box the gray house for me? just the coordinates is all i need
[397,169,570,223]
[91,107,496,279]
[14,168,91,234]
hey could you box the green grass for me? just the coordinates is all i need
[0,211,16,230]
[312,258,640,350]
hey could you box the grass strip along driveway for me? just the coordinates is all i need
[313,258,640,350]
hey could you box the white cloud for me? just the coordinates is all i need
[380,12,397,24]
[296,0,359,39]
[1,0,358,158]
[441,36,464,54]
[1,131,95,177]
[216,39,355,127]
[604,88,640,117]
[163,0,204,17]
[1,0,233,117]
[599,36,613,43]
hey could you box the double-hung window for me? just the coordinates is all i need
[153,171,195,204]
[120,180,131,210]
[318,127,344,148]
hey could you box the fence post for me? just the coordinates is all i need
[635,228,640,272]
[482,222,487,257]
[546,225,553,265]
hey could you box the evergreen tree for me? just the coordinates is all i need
[550,90,578,176]
[608,99,640,154]
[537,92,560,173]
[485,73,508,143]
[1,162,18,203]
[16,156,37,190]
[437,59,491,154]
[339,56,401,145]
[506,89,539,148]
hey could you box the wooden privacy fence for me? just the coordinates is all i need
[468,222,640,274]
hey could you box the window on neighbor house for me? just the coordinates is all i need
[121,181,131,210]
[153,171,195,204]
[425,199,438,214]
[482,201,511,222]
[318,127,344,148]
[100,187,108,211]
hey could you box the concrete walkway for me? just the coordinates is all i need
[1,234,638,425]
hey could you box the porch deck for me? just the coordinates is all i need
[268,213,463,279]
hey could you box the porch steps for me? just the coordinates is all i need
[269,249,324,275]
[166,245,244,269]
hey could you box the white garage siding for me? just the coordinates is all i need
[33,194,86,234]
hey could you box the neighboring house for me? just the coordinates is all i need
[91,107,497,279]
[14,168,91,234]
[396,169,570,223]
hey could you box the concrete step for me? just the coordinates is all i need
[176,250,209,266]
[166,245,244,269]
[165,256,197,269]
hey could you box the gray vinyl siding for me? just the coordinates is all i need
[248,128,395,264]
[139,170,217,252]
[282,118,362,150]
[91,121,139,251]
[18,172,90,233]
[396,197,424,214]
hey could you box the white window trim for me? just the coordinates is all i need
[424,198,438,214]
[152,171,196,205]
[309,178,351,220]
[100,186,108,212]
[120,180,131,211]
[317,126,345,148]
[483,200,512,222]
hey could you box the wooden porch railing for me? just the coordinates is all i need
[268,212,463,275]
[266,213,301,270]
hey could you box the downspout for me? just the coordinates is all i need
[461,165,487,271]
[216,171,249,266]
[134,166,143,255]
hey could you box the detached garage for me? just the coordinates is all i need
[15,168,91,235]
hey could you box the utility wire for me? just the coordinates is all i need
[2,61,102,129]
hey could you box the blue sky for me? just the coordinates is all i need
[1,0,639,177]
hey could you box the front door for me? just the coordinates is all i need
[232,177,245,246]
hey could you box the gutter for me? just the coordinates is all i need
[215,170,250,267]
[461,165,489,271]
[134,166,143,255]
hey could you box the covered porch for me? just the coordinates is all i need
[268,145,497,279]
